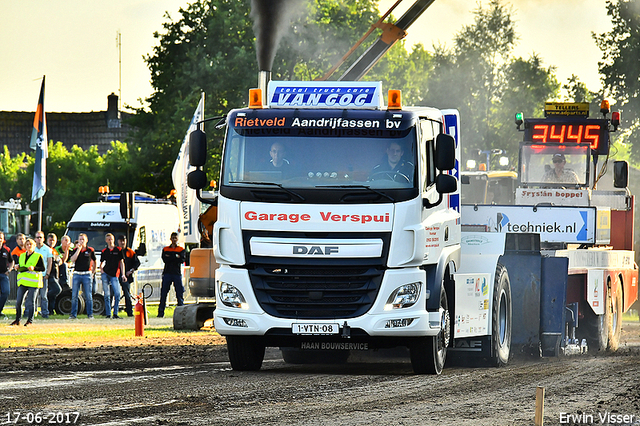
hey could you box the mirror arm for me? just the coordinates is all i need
[195,188,218,206]
[423,193,443,209]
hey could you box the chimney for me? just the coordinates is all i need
[107,92,121,128]
[258,70,271,105]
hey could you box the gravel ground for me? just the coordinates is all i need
[1,319,639,425]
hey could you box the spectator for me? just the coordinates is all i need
[117,235,140,317]
[33,231,53,319]
[11,233,26,268]
[11,238,45,326]
[0,231,13,319]
[158,232,185,318]
[68,233,96,319]
[55,235,73,289]
[100,233,124,319]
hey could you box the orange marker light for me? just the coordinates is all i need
[388,90,402,110]
[600,100,610,115]
[249,88,263,109]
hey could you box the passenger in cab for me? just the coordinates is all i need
[370,141,414,183]
[542,153,579,184]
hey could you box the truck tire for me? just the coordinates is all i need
[226,336,265,371]
[490,263,512,367]
[55,289,85,316]
[410,286,449,375]
[607,277,623,351]
[92,293,105,316]
[581,295,609,352]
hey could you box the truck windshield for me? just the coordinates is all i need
[519,144,589,187]
[66,224,133,253]
[221,126,417,191]
[0,208,19,237]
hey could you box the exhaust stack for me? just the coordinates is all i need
[258,70,271,106]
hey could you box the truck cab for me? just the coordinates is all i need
[189,81,470,374]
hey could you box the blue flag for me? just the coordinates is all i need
[31,76,48,202]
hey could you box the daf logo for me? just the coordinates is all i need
[293,245,339,255]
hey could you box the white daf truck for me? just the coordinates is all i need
[185,80,527,374]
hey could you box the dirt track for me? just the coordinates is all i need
[1,321,640,425]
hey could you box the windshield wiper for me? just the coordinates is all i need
[230,181,305,201]
[315,184,395,202]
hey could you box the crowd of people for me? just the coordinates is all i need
[0,229,186,325]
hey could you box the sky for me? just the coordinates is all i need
[0,0,613,113]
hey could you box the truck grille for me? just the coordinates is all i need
[249,266,383,319]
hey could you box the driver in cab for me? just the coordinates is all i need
[542,153,579,184]
[370,141,414,182]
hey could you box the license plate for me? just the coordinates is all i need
[292,323,340,335]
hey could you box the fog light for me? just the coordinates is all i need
[385,318,415,328]
[385,283,420,310]
[223,317,248,327]
[219,282,248,309]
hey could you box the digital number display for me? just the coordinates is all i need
[532,124,601,147]
[524,119,609,155]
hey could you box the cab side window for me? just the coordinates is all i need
[420,119,436,189]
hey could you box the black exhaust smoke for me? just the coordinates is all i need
[250,0,298,72]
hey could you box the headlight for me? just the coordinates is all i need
[385,283,421,310]
[219,281,247,309]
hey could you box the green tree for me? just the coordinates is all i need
[128,0,432,193]
[563,74,597,103]
[594,0,640,161]
[0,141,134,237]
[424,1,558,166]
[494,55,560,165]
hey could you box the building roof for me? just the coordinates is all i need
[0,93,133,156]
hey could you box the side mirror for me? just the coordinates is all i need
[135,243,147,257]
[188,169,209,190]
[436,173,457,194]
[424,173,458,209]
[435,134,456,170]
[613,160,629,188]
[189,129,207,167]
[119,192,134,220]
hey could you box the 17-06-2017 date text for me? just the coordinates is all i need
[3,412,80,424]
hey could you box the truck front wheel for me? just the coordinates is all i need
[226,336,265,371]
[410,286,449,375]
[490,264,512,366]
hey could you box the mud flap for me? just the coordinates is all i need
[173,303,216,330]
[498,234,541,352]
[540,257,568,357]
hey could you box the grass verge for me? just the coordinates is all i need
[0,305,220,349]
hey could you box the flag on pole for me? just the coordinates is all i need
[31,76,48,202]
[171,93,204,244]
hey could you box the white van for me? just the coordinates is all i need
[59,193,182,314]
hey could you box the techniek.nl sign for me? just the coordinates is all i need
[461,205,596,244]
